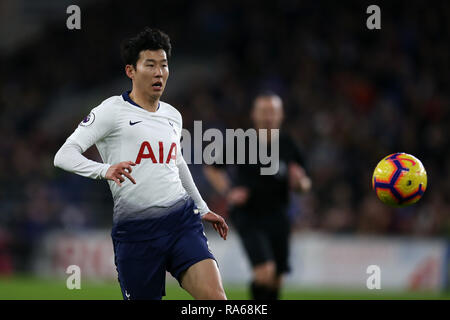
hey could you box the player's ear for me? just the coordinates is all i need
[125,64,135,79]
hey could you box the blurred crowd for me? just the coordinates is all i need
[0,0,449,273]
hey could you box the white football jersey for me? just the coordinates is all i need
[67,91,189,223]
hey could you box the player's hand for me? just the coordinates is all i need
[226,187,249,206]
[201,211,228,240]
[105,161,136,187]
[289,163,311,192]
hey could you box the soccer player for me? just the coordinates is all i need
[204,92,311,300]
[54,28,228,300]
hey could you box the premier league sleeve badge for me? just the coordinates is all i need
[79,112,95,127]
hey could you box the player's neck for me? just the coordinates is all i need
[129,90,159,112]
[256,127,279,143]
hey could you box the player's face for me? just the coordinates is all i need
[251,96,284,130]
[133,49,169,99]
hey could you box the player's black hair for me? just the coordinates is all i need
[121,27,172,67]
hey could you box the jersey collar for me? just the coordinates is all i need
[122,90,160,111]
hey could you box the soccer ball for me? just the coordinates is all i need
[372,153,427,207]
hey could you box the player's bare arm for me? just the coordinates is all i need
[288,162,311,193]
[203,166,231,195]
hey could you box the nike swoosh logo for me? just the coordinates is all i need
[129,120,142,126]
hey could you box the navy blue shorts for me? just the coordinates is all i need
[112,198,216,300]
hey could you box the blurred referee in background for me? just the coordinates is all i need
[204,92,311,299]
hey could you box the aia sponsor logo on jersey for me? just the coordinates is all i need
[135,141,177,164]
